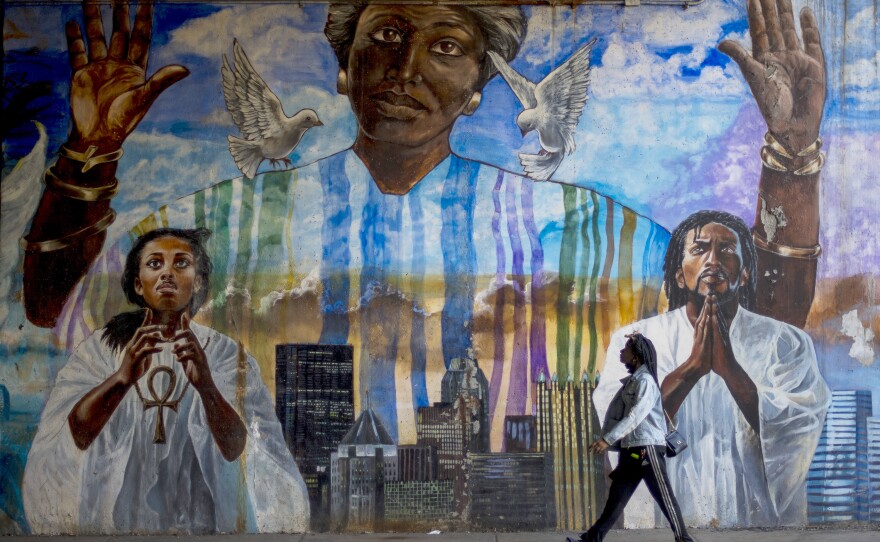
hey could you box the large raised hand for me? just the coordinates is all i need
[23,1,189,328]
[66,0,189,151]
[719,0,826,152]
[716,0,826,328]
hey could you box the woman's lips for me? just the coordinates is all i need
[373,91,426,120]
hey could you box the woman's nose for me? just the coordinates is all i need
[389,43,425,84]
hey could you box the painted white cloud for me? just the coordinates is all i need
[841,309,875,366]
[843,52,880,89]
[160,5,316,59]
[591,34,747,100]
[844,6,878,47]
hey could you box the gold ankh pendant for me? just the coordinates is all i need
[143,366,182,444]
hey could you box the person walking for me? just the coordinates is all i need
[569,333,695,542]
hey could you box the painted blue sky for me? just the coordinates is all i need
[3,0,878,283]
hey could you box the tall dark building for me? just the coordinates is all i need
[275,344,354,528]
[504,415,538,453]
[441,357,490,452]
[467,452,555,529]
[806,389,873,523]
[535,371,606,530]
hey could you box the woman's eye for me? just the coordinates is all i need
[370,27,402,44]
[174,260,191,269]
[431,40,463,57]
[146,259,162,269]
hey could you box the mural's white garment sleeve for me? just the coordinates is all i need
[188,326,310,532]
[730,312,831,525]
[21,333,111,534]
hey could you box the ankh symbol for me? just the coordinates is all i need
[143,366,183,444]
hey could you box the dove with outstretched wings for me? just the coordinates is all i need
[221,39,323,179]
[489,38,596,181]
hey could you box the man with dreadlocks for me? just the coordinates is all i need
[569,333,695,542]
[594,210,830,529]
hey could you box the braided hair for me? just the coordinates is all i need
[662,210,757,311]
[626,332,659,384]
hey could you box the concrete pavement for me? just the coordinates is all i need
[4,527,879,542]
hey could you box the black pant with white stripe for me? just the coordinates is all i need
[582,445,694,542]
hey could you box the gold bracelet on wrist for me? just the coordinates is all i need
[764,132,822,159]
[793,152,825,176]
[44,167,119,202]
[59,144,124,173]
[20,208,116,253]
[752,230,821,260]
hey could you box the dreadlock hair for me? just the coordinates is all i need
[102,228,213,352]
[626,332,659,384]
[663,210,757,312]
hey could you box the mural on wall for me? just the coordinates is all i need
[1,0,878,535]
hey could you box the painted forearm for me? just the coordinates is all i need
[67,370,131,450]
[23,153,118,327]
[198,384,247,461]
[753,166,820,328]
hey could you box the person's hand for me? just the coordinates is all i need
[117,308,164,386]
[65,1,189,151]
[589,438,610,455]
[683,295,714,380]
[719,0,826,153]
[172,312,213,391]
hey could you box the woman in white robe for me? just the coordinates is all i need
[22,228,309,534]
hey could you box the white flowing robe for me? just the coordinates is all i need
[22,322,309,534]
[594,307,830,528]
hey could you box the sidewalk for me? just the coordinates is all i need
[4,527,879,542]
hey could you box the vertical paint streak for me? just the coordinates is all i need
[99,245,125,325]
[283,170,299,291]
[521,179,548,382]
[618,208,637,325]
[318,154,352,344]
[440,156,478,366]
[232,180,256,290]
[573,190,592,376]
[504,176,528,416]
[488,171,506,424]
[236,342,247,532]
[359,178,403,440]
[639,222,667,319]
[208,182,233,331]
[586,192,602,376]
[194,190,206,229]
[597,197,616,356]
[556,185,579,382]
[409,191,429,413]
[253,171,293,299]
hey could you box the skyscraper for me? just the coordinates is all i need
[441,357,490,452]
[866,416,880,522]
[535,371,606,530]
[330,408,398,531]
[275,344,354,527]
[806,389,872,523]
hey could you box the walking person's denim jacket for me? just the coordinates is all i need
[601,364,666,448]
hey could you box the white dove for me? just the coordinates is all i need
[489,38,596,181]
[221,39,323,179]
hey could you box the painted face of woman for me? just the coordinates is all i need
[134,236,199,314]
